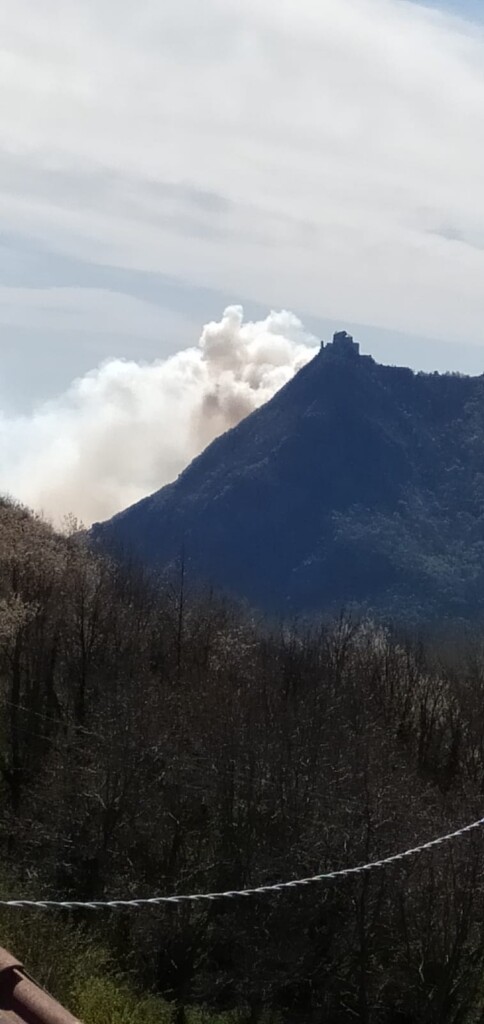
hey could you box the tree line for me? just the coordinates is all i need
[1,498,484,1022]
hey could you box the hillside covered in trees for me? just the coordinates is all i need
[3,499,484,1021]
[92,334,484,622]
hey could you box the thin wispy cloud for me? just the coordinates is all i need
[0,0,483,343]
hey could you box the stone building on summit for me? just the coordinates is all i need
[321,331,360,357]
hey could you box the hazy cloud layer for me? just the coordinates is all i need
[1,0,484,355]
[0,308,318,525]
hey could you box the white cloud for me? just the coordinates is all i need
[0,0,484,345]
[0,307,318,525]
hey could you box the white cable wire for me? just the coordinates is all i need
[1,814,483,910]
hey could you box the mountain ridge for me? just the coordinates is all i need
[91,334,484,619]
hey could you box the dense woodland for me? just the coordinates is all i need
[3,499,484,1022]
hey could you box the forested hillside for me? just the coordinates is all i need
[92,338,484,621]
[3,499,484,1022]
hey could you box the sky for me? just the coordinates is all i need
[1,0,484,522]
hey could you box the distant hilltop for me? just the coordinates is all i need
[90,341,484,621]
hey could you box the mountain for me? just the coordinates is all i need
[90,332,484,619]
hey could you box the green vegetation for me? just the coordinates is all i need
[4,499,484,1021]
[0,899,249,1022]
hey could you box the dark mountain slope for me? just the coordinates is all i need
[91,334,484,618]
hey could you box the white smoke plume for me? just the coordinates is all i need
[0,306,318,526]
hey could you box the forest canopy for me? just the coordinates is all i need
[1,499,484,1023]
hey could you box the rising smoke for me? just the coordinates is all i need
[0,306,318,526]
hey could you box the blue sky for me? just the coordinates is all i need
[1,0,484,520]
[420,0,484,17]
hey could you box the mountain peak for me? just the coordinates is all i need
[91,345,484,621]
